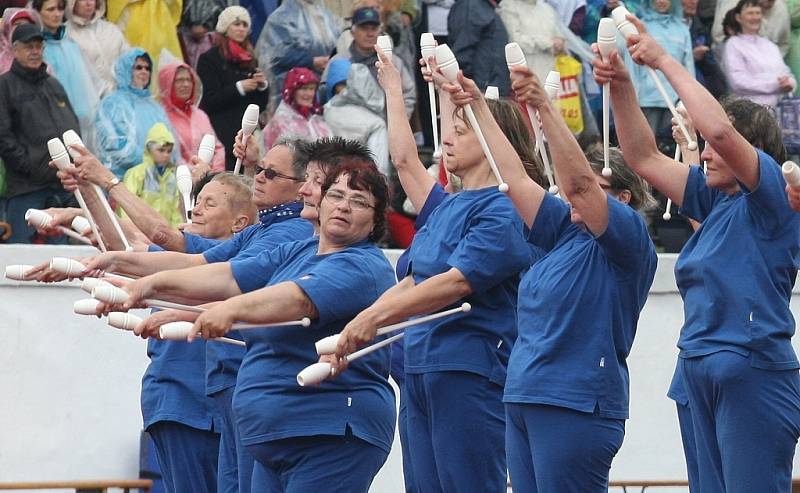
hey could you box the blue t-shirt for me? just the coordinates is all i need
[183,232,223,253]
[675,149,800,370]
[229,237,398,452]
[205,216,314,395]
[141,244,219,432]
[403,186,530,386]
[505,193,657,419]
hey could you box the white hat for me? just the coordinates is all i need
[216,6,251,35]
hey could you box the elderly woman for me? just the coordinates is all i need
[94,47,174,177]
[64,0,128,96]
[333,48,532,491]
[262,67,331,149]
[112,153,395,492]
[596,14,800,492]
[722,0,795,109]
[158,61,225,170]
[197,6,268,170]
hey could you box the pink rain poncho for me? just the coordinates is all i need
[262,67,330,149]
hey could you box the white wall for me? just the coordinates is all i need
[1,245,799,492]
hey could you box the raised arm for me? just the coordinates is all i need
[627,15,759,190]
[518,69,610,235]
[594,46,690,205]
[376,48,436,212]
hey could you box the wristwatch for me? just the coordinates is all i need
[105,177,120,193]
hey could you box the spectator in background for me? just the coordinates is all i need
[585,0,645,42]
[722,0,795,109]
[95,47,174,177]
[263,67,331,149]
[545,0,586,35]
[447,0,511,95]
[197,6,267,170]
[158,61,226,171]
[712,0,789,54]
[0,8,40,74]
[121,122,183,227]
[32,0,99,135]
[0,24,79,243]
[627,0,694,142]
[787,0,800,89]
[178,0,224,69]
[683,0,727,99]
[257,0,340,112]
[238,0,278,43]
[498,0,563,82]
[64,0,128,97]
[106,0,183,95]
[324,62,390,174]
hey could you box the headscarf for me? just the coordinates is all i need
[281,67,321,119]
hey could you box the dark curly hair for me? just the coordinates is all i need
[320,160,388,242]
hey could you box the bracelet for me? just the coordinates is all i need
[105,177,121,193]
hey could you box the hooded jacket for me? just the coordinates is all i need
[324,63,389,175]
[0,59,80,198]
[158,62,225,171]
[628,0,694,107]
[94,47,174,177]
[41,25,100,123]
[65,0,129,96]
[121,122,183,226]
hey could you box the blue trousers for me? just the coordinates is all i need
[681,351,800,493]
[5,188,75,243]
[675,401,700,492]
[212,387,258,493]
[505,403,625,493]
[405,371,506,493]
[148,421,220,493]
[396,378,415,493]
[247,428,388,493]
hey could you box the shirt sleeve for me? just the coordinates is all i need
[202,233,243,263]
[183,232,223,254]
[293,251,384,326]
[528,192,571,252]
[741,148,797,237]
[595,195,654,271]
[678,165,719,222]
[446,199,530,294]
[229,243,288,293]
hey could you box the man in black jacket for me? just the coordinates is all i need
[0,23,79,243]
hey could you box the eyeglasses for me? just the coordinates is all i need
[134,64,151,71]
[324,189,374,211]
[255,165,303,182]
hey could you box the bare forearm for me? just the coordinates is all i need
[222,281,318,324]
[113,251,206,277]
[609,77,661,170]
[149,261,241,302]
[538,103,596,200]
[111,186,186,251]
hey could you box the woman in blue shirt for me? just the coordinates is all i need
[595,15,800,492]
[133,158,396,492]
[332,50,532,492]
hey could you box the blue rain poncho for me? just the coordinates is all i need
[94,47,174,177]
[42,26,99,125]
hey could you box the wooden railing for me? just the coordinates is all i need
[0,480,152,493]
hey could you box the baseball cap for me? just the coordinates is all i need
[351,7,380,27]
[12,23,44,44]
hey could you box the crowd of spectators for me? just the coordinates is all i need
[0,0,799,249]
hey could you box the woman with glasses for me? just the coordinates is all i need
[119,122,184,226]
[331,49,532,492]
[114,155,395,492]
[94,47,175,177]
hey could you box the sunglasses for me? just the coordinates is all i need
[134,64,151,71]
[255,165,303,182]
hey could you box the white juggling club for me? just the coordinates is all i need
[107,312,142,331]
[25,209,92,245]
[298,332,405,386]
[316,302,471,355]
[73,298,102,315]
[63,130,131,251]
[197,134,215,165]
[598,18,616,178]
[484,86,499,100]
[176,165,193,223]
[421,33,442,161]
[91,284,205,313]
[610,5,697,151]
[783,161,800,187]
[663,144,681,220]
[505,43,558,194]
[71,216,92,236]
[437,44,508,192]
[48,138,107,252]
[5,264,34,281]
[159,322,246,346]
[377,35,393,56]
[544,71,560,101]
[49,257,131,281]
[81,277,111,294]
[233,104,261,174]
